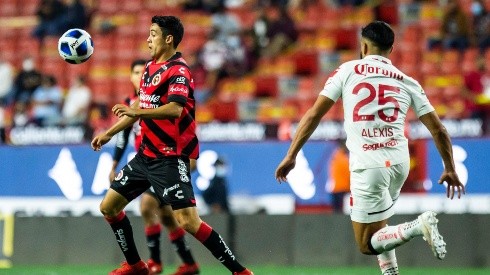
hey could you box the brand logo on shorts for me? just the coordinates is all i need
[178,159,190,182]
[163,184,180,197]
[115,170,123,181]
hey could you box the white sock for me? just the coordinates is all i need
[377,249,399,275]
[370,219,423,253]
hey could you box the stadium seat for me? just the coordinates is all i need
[254,76,278,98]
[293,51,319,76]
[89,79,114,104]
[0,0,17,17]
[335,26,358,50]
[208,100,238,122]
[98,0,119,15]
[217,77,256,101]
[17,0,38,16]
[376,2,399,25]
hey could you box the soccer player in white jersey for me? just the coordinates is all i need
[275,21,465,275]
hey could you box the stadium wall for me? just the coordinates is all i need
[3,214,490,268]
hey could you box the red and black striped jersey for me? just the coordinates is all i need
[138,52,199,159]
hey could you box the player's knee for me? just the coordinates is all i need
[139,205,153,219]
[357,240,380,255]
[99,203,119,218]
[359,245,374,255]
[160,214,177,227]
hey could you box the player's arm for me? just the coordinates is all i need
[275,95,335,182]
[114,101,184,120]
[91,100,139,151]
[190,158,197,172]
[419,111,465,199]
[110,126,132,181]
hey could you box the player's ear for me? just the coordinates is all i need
[165,34,173,45]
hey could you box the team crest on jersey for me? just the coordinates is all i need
[152,74,161,86]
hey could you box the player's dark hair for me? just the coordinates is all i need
[131,59,146,71]
[151,15,184,48]
[361,21,394,51]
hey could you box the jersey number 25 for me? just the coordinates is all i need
[352,82,400,123]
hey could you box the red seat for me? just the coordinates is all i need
[294,51,319,76]
[0,0,17,16]
[254,76,278,98]
[209,100,238,122]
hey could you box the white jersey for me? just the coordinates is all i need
[320,55,434,170]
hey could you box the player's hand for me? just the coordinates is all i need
[275,156,296,184]
[91,133,111,151]
[112,104,138,118]
[438,169,465,199]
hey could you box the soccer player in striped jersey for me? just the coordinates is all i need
[110,59,199,275]
[92,16,253,275]
[275,21,465,275]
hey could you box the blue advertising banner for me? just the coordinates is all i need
[426,138,490,194]
[0,142,335,201]
[0,138,489,215]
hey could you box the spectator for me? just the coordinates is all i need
[254,4,298,58]
[471,0,490,53]
[61,75,92,126]
[439,0,473,51]
[183,0,224,13]
[211,3,242,53]
[11,101,30,127]
[325,139,350,213]
[12,57,42,104]
[31,75,63,127]
[0,55,14,106]
[202,157,231,214]
[0,105,6,143]
[32,0,88,42]
[200,30,229,96]
[463,57,490,132]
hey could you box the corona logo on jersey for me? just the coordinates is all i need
[354,64,403,81]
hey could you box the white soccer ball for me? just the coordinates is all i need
[58,28,94,64]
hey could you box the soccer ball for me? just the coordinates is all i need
[58,28,94,64]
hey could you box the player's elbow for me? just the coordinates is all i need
[429,125,448,138]
[167,104,183,119]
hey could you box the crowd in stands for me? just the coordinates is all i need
[0,0,490,144]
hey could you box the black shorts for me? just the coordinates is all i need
[111,153,196,210]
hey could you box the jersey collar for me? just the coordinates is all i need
[363,55,392,65]
[152,52,183,65]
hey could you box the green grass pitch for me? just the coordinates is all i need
[1,265,490,275]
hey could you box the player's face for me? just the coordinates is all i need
[147,24,171,60]
[130,64,144,91]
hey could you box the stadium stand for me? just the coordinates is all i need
[0,0,489,137]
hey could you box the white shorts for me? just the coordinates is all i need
[349,161,410,223]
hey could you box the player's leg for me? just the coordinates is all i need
[140,191,163,274]
[150,156,253,275]
[101,154,152,275]
[159,204,199,275]
[367,163,446,259]
[352,219,400,274]
[173,207,252,275]
[350,166,403,274]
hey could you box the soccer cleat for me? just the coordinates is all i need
[109,261,149,275]
[147,259,162,274]
[232,268,254,275]
[169,263,200,275]
[418,211,447,260]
